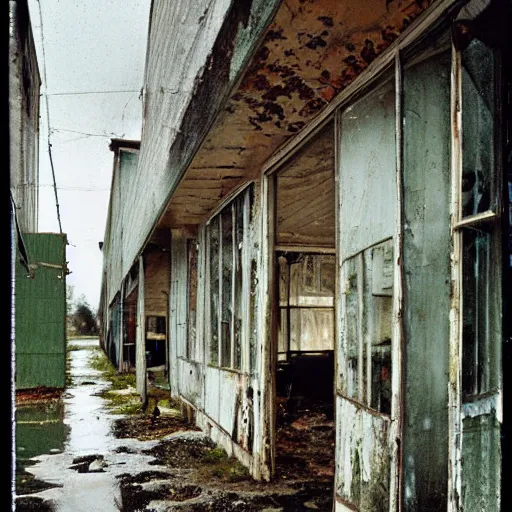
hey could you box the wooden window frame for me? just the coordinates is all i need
[204,184,254,372]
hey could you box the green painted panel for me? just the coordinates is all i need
[461,414,500,511]
[402,50,452,512]
[15,233,67,389]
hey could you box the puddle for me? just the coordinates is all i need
[14,338,170,512]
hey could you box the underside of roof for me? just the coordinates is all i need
[155,0,434,232]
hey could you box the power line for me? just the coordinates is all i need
[39,184,110,191]
[52,127,126,138]
[37,0,62,234]
[48,89,140,97]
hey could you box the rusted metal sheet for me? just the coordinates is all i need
[177,358,203,407]
[144,247,170,316]
[204,366,221,421]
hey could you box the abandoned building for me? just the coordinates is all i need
[98,0,512,510]
[10,0,68,391]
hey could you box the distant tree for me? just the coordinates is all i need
[66,284,75,316]
[71,295,98,335]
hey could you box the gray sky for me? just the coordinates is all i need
[28,0,151,309]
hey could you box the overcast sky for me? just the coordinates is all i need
[27,0,151,309]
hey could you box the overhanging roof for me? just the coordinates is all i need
[154,0,434,231]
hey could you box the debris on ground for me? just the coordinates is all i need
[113,412,201,441]
[115,421,333,511]
[16,387,63,404]
[275,399,335,482]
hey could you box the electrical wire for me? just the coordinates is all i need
[37,0,62,234]
[48,89,140,96]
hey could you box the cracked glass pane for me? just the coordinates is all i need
[461,38,495,217]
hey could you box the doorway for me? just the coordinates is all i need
[270,122,336,484]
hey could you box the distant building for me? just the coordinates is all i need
[99,0,512,509]
[99,139,170,376]
[10,0,67,391]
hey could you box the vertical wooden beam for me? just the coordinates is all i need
[356,252,364,405]
[119,279,125,372]
[259,172,276,481]
[241,190,251,373]
[231,204,236,369]
[218,214,223,366]
[390,48,404,512]
[448,43,462,512]
[136,255,147,401]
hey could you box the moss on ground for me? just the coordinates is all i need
[199,447,251,483]
[86,349,139,413]
[67,344,97,351]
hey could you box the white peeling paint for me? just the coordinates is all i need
[462,390,502,423]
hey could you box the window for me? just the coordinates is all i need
[338,76,396,416]
[342,239,393,415]
[206,186,253,370]
[277,254,335,361]
[187,239,198,360]
[458,39,502,398]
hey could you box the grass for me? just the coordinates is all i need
[88,349,139,414]
[67,344,97,352]
[200,447,251,483]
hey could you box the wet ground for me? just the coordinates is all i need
[15,339,333,511]
[15,338,167,511]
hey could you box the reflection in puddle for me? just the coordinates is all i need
[16,399,70,495]
[15,338,167,512]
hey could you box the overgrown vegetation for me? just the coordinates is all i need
[88,349,139,413]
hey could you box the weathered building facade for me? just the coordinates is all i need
[99,0,512,509]
[10,0,68,391]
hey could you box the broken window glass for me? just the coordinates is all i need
[342,241,393,414]
[206,186,254,370]
[220,207,233,368]
[461,39,495,217]
[234,195,244,370]
[343,255,360,401]
[368,240,393,415]
[278,254,290,361]
[462,227,500,397]
[208,218,219,365]
[187,239,198,361]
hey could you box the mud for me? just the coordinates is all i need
[114,413,201,441]
[116,431,333,511]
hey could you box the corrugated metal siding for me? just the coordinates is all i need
[15,233,67,389]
